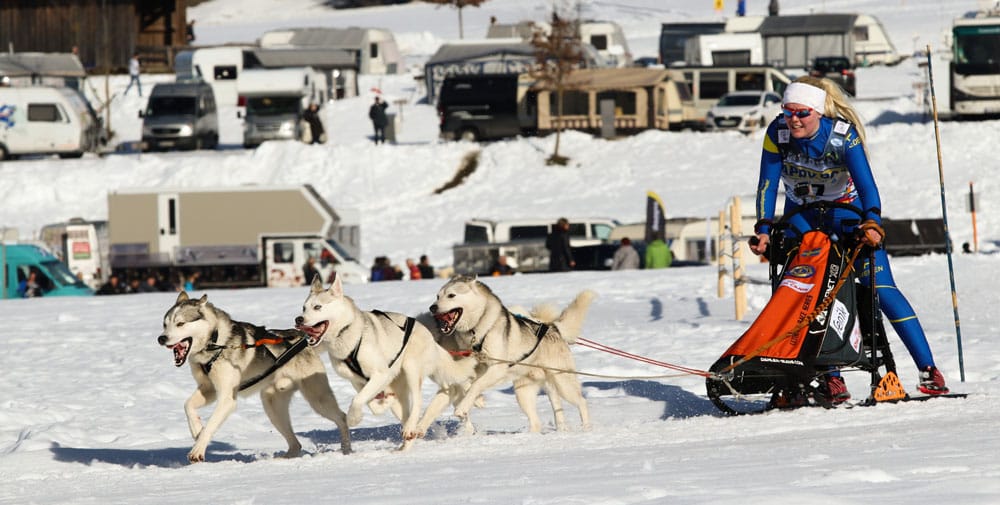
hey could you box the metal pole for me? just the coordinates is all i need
[925,45,966,382]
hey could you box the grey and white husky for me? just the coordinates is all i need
[428,276,596,433]
[295,274,478,450]
[158,291,352,463]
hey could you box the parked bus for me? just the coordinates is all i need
[951,9,1000,117]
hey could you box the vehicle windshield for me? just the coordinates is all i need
[717,94,760,107]
[39,260,88,288]
[247,96,300,116]
[954,27,1000,74]
[146,96,196,116]
[813,58,851,73]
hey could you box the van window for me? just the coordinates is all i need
[464,224,490,244]
[214,65,237,80]
[28,103,62,122]
[596,90,636,115]
[592,223,613,240]
[273,242,294,263]
[590,34,608,51]
[510,225,549,241]
[370,42,379,59]
[566,223,587,238]
[735,71,765,91]
[699,71,728,100]
[769,74,788,95]
[147,96,197,116]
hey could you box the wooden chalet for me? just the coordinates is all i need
[0,0,188,74]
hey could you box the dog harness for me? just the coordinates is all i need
[342,310,415,382]
[201,324,309,391]
[471,314,549,367]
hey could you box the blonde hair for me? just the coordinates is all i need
[792,75,867,144]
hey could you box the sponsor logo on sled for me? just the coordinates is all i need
[830,299,851,339]
[779,278,814,294]
[760,357,805,366]
[785,265,816,278]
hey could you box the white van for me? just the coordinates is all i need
[674,65,792,128]
[189,46,248,108]
[237,67,328,147]
[0,86,102,161]
[38,218,109,289]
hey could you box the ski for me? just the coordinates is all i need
[854,392,968,407]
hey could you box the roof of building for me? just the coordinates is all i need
[757,14,859,36]
[0,52,86,78]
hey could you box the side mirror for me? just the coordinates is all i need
[138,110,144,118]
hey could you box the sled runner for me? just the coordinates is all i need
[706,202,908,415]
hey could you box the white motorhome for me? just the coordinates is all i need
[258,27,403,75]
[188,46,249,108]
[0,86,102,161]
[684,33,764,66]
[237,67,328,147]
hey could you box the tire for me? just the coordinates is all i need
[0,144,8,161]
[458,127,479,142]
[58,151,84,159]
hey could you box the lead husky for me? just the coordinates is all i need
[158,292,352,463]
[295,274,478,450]
[429,276,596,432]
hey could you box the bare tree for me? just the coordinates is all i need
[530,11,584,166]
[423,0,490,39]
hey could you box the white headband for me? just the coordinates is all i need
[783,82,827,115]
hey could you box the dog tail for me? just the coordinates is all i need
[552,289,597,344]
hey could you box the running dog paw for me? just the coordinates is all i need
[347,405,364,426]
[188,447,206,463]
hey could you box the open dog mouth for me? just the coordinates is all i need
[167,337,192,367]
[434,308,462,335]
[296,320,329,346]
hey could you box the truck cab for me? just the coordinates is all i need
[2,244,94,298]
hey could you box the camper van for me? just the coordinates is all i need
[237,67,328,147]
[140,81,219,151]
[189,46,248,108]
[0,86,102,161]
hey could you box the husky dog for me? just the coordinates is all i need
[295,275,477,450]
[158,292,352,463]
[429,275,596,432]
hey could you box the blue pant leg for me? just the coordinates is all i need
[856,248,935,369]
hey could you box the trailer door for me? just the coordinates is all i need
[157,193,180,260]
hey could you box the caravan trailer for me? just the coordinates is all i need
[684,33,764,66]
[0,86,103,161]
[579,21,633,68]
[189,46,248,108]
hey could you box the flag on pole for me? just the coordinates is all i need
[645,191,667,242]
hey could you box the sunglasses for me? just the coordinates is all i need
[782,106,813,119]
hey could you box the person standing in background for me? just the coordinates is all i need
[369,96,389,144]
[124,52,142,97]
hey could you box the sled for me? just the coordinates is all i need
[706,202,904,415]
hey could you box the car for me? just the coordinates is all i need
[705,90,782,133]
[809,56,857,96]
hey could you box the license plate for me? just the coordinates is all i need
[718,119,738,127]
[159,141,174,147]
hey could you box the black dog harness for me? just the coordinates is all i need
[342,310,415,382]
[201,324,309,391]
[471,315,549,367]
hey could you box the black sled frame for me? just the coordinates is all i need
[706,202,901,415]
